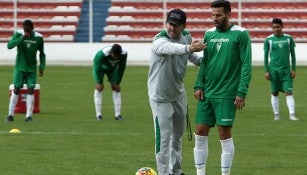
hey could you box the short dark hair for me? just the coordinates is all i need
[272,18,283,26]
[111,44,122,56]
[23,19,34,29]
[211,0,231,13]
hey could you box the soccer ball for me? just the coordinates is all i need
[135,167,157,175]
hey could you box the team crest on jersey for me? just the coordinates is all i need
[216,43,222,51]
[278,43,283,48]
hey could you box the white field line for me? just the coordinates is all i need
[0,131,307,137]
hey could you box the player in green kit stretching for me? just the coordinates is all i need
[6,19,46,122]
[93,44,127,121]
[264,18,298,121]
[193,1,252,175]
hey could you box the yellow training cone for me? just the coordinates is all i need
[9,129,22,134]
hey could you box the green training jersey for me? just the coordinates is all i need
[7,29,46,72]
[194,25,252,99]
[93,46,127,84]
[264,33,296,72]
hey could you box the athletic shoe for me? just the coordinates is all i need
[289,115,298,121]
[274,114,281,121]
[115,115,124,120]
[6,115,14,122]
[96,115,102,121]
[169,173,185,175]
[25,116,33,122]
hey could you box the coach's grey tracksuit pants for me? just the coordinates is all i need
[149,95,187,175]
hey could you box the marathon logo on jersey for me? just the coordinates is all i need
[209,38,230,43]
[273,40,288,48]
[210,38,229,52]
[269,40,289,50]
[24,40,37,48]
[221,118,233,122]
[109,60,120,67]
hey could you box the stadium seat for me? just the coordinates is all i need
[0,0,82,42]
[102,0,307,43]
[2,0,307,43]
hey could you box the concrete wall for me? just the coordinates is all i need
[0,43,306,65]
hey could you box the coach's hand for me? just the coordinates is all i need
[189,40,206,53]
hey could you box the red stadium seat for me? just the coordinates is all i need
[102,0,307,43]
[0,0,82,42]
[2,0,307,43]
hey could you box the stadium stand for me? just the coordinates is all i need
[74,0,111,42]
[103,0,307,43]
[2,0,307,43]
[0,0,82,42]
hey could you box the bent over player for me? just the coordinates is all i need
[93,44,127,121]
[6,19,46,122]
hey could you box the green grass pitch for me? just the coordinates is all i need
[0,65,306,175]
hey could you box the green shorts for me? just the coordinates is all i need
[13,69,37,89]
[269,69,293,93]
[195,98,236,127]
[93,69,118,84]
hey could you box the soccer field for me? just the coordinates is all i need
[0,65,306,175]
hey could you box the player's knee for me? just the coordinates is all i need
[28,88,34,95]
[195,124,210,136]
[111,84,120,92]
[13,88,20,95]
[95,84,104,91]
[271,92,278,96]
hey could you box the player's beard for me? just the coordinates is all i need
[215,17,228,31]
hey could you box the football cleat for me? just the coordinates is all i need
[6,115,14,122]
[25,116,33,122]
[115,115,124,120]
